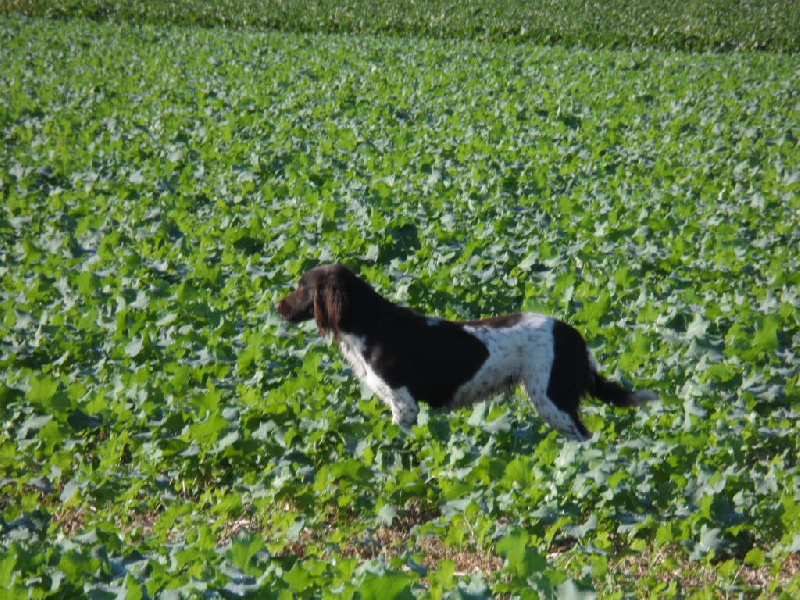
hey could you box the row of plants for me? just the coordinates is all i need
[3,0,800,51]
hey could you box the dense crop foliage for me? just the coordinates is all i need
[3,0,800,52]
[1,14,799,598]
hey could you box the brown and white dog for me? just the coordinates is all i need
[276,264,657,441]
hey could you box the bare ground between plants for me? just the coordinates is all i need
[51,501,799,595]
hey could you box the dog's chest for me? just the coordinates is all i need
[337,333,396,399]
[338,334,369,378]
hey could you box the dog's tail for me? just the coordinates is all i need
[589,363,659,408]
[545,321,657,441]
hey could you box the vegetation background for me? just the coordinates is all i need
[1,1,798,598]
[4,0,800,51]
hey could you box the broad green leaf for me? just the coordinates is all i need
[497,529,547,578]
[17,414,53,438]
[284,562,312,593]
[376,504,397,526]
[744,547,766,567]
[227,532,264,572]
[691,526,722,561]
[556,579,596,600]
[748,315,781,358]
[428,559,457,590]
[686,313,709,340]
[26,376,64,410]
[0,551,15,588]
[359,571,414,600]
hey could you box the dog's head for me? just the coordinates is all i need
[276,264,351,335]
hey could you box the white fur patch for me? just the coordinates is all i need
[454,313,551,407]
[338,333,419,428]
[459,314,587,439]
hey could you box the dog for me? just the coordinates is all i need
[276,263,657,441]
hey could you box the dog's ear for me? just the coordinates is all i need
[314,275,344,336]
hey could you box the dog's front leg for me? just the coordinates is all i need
[386,388,419,430]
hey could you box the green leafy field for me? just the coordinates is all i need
[1,14,799,598]
[3,0,800,51]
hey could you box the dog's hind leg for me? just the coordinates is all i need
[522,384,592,441]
